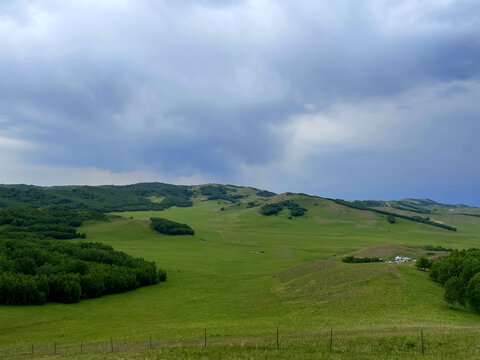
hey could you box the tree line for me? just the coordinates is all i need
[334,199,457,231]
[342,256,382,263]
[0,207,106,239]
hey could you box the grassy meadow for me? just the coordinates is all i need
[1,193,480,358]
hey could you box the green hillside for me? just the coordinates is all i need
[1,185,480,359]
[353,197,480,216]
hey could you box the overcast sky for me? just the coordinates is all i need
[1,0,479,205]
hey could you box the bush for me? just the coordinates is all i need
[158,269,167,282]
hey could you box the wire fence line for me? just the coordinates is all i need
[1,327,435,358]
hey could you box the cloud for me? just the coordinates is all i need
[0,1,479,204]
[238,80,480,201]
[0,135,33,150]
[0,151,212,186]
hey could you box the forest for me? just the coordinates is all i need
[0,183,193,212]
[0,207,166,305]
[428,250,480,310]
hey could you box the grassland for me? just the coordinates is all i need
[1,193,480,359]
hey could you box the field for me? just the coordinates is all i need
[1,193,480,359]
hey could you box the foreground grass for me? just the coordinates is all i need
[4,326,480,359]
[1,195,480,358]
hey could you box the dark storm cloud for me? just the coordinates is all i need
[1,0,480,204]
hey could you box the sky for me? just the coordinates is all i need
[1,0,479,205]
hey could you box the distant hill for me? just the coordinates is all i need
[351,198,479,216]
[0,182,478,222]
[0,183,275,212]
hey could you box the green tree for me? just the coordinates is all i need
[387,214,396,224]
[416,257,431,270]
[467,273,480,312]
[444,277,465,308]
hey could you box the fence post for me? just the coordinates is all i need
[150,335,152,349]
[111,338,113,352]
[421,330,424,355]
[204,328,207,347]
[329,328,333,352]
[276,327,279,349]
[31,344,34,355]
[54,341,56,355]
[81,341,83,353]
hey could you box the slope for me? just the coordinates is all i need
[1,193,480,358]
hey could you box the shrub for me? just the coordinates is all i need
[158,269,167,282]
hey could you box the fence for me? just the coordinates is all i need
[1,327,434,358]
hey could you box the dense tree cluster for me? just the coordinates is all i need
[416,257,432,270]
[0,207,166,305]
[0,183,193,212]
[199,185,244,202]
[429,250,480,309]
[0,207,105,239]
[150,217,195,235]
[256,190,276,197]
[342,256,382,263]
[260,200,307,217]
[334,199,457,231]
[387,214,396,224]
[0,239,165,305]
[260,203,284,216]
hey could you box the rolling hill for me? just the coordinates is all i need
[1,183,480,359]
